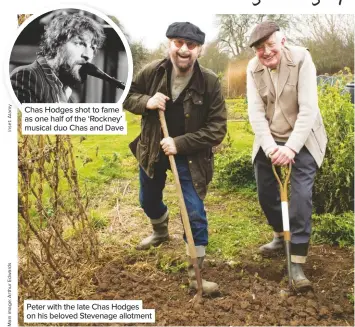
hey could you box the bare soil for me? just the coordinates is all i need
[91,243,354,326]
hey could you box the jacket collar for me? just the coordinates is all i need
[37,56,63,86]
[157,58,205,94]
[278,47,296,97]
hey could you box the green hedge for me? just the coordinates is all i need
[313,71,354,214]
[214,147,256,191]
[312,212,354,247]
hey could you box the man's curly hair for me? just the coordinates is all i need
[38,13,105,58]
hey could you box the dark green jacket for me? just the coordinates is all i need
[123,58,227,199]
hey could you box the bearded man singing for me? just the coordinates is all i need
[10,13,105,103]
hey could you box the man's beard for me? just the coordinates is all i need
[57,61,84,88]
[172,53,195,73]
[54,47,87,88]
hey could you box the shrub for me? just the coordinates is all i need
[312,211,354,247]
[313,70,354,214]
[226,98,248,120]
[214,137,256,191]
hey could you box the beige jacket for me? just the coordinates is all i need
[247,46,327,167]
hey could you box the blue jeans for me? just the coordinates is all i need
[139,155,208,246]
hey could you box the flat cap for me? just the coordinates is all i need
[249,21,280,48]
[166,22,205,45]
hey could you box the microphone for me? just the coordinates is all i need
[80,62,126,90]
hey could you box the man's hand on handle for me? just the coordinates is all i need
[146,92,170,110]
[161,137,177,156]
[269,146,295,166]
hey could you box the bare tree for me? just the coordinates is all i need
[216,14,300,58]
[130,42,169,76]
[130,41,150,76]
[298,15,354,74]
[199,41,229,75]
[148,42,168,62]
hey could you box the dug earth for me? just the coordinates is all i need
[90,244,353,326]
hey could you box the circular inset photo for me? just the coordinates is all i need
[9,8,132,104]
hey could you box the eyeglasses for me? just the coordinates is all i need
[254,42,276,53]
[172,39,198,50]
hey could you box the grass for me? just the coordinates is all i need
[225,121,253,150]
[205,190,271,259]
[71,112,140,177]
[69,112,141,200]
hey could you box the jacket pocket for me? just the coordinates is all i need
[191,93,204,105]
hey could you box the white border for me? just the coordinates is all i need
[5,3,133,109]
[1,3,354,327]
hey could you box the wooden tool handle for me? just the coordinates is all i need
[158,110,198,260]
[159,109,169,139]
[271,162,292,201]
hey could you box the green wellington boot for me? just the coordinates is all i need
[291,262,312,291]
[188,256,219,295]
[258,236,284,255]
[136,211,169,250]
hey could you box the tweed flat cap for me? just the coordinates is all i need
[249,21,280,48]
[166,22,205,44]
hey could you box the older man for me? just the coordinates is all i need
[10,13,105,103]
[247,21,327,290]
[123,22,227,294]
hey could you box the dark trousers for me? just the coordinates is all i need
[139,155,208,246]
[254,146,317,257]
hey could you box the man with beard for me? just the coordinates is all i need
[247,21,327,290]
[10,13,105,103]
[123,22,227,295]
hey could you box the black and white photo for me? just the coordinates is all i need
[9,9,130,104]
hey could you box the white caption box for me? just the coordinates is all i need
[24,300,155,323]
[21,103,127,135]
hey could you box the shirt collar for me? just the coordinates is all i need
[269,56,282,74]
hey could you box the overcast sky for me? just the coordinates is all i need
[118,13,219,50]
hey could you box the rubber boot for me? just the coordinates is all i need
[291,262,312,291]
[188,256,219,295]
[258,236,284,255]
[136,211,169,250]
